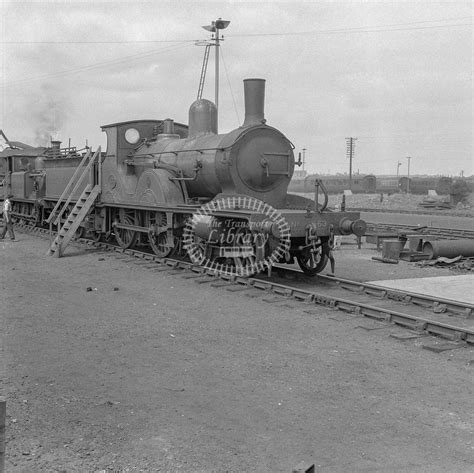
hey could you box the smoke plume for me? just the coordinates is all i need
[33,83,69,147]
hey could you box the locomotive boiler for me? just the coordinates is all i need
[101,79,293,208]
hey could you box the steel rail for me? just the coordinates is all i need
[267,264,474,318]
[315,273,473,318]
[15,222,474,345]
[350,207,474,218]
[236,277,474,344]
[365,223,474,240]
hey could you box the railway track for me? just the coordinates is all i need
[350,207,474,218]
[15,223,474,347]
[365,223,474,240]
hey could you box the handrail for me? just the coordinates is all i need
[313,178,329,213]
[47,147,101,226]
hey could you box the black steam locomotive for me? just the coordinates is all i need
[1,78,366,276]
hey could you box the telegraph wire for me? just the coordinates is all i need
[0,42,191,88]
[0,16,471,44]
[229,17,472,38]
[220,48,241,127]
[1,16,470,88]
[1,39,198,45]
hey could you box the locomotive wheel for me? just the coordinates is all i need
[296,241,329,276]
[29,206,41,227]
[91,231,103,242]
[114,209,138,249]
[148,212,175,257]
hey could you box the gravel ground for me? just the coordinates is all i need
[1,233,474,472]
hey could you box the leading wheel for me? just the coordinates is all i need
[296,238,329,276]
[296,252,328,276]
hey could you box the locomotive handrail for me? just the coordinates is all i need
[131,126,294,160]
[131,146,229,159]
[313,179,329,213]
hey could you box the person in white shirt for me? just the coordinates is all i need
[1,194,16,241]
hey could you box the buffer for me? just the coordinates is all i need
[47,147,102,257]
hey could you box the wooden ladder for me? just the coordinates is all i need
[48,184,101,257]
[47,147,102,257]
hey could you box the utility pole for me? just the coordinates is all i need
[202,18,230,132]
[302,148,306,171]
[345,137,357,190]
[406,156,412,193]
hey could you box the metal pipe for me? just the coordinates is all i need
[215,29,220,128]
[422,239,474,259]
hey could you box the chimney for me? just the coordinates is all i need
[51,140,61,157]
[242,78,266,127]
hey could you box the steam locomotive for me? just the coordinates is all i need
[1,78,366,276]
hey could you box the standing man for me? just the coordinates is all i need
[0,194,16,241]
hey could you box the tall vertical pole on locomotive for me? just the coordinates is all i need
[202,18,230,132]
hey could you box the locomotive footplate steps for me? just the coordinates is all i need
[48,184,101,257]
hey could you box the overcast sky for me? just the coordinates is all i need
[1,0,472,176]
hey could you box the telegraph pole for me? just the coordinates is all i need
[202,18,230,131]
[302,148,306,171]
[406,156,412,193]
[345,137,357,190]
